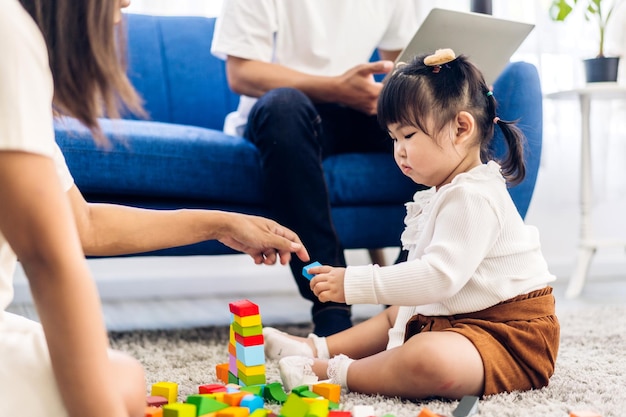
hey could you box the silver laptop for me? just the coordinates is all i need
[394,8,535,85]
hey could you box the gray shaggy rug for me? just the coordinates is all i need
[110,305,626,417]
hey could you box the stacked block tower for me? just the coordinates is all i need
[227,299,266,386]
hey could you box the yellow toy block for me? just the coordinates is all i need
[236,360,266,376]
[216,363,230,384]
[249,409,270,417]
[306,398,330,417]
[311,383,341,404]
[233,313,262,327]
[146,405,164,417]
[163,402,196,417]
[151,381,179,404]
[216,406,251,417]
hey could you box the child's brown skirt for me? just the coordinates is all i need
[404,286,559,396]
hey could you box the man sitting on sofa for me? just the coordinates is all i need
[211,0,423,336]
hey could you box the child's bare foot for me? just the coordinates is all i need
[263,327,323,359]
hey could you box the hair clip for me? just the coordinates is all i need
[424,48,456,73]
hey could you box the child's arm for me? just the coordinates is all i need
[0,152,139,417]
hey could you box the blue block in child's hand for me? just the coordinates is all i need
[302,261,322,280]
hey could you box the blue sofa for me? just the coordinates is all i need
[54,13,543,257]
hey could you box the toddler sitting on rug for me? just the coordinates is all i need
[264,49,560,400]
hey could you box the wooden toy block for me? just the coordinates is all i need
[186,394,230,415]
[311,383,341,404]
[239,394,265,413]
[231,322,263,337]
[302,262,322,280]
[240,384,265,397]
[238,373,267,387]
[306,398,330,417]
[230,326,236,345]
[147,395,169,407]
[292,385,321,398]
[200,383,228,394]
[229,372,239,384]
[236,360,266,376]
[229,342,237,357]
[452,395,479,417]
[235,344,266,367]
[226,383,242,392]
[163,402,197,417]
[381,414,396,417]
[235,333,265,347]
[302,398,328,406]
[249,409,270,417]
[263,382,288,404]
[211,392,226,403]
[151,382,179,405]
[233,313,263,328]
[570,412,602,417]
[216,406,251,417]
[352,405,375,417]
[328,411,351,417]
[146,406,164,417]
[230,353,239,375]
[224,391,249,406]
[229,300,260,317]
[280,393,310,417]
[416,408,439,417]
[216,363,230,385]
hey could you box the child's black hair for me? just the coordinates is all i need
[377,53,526,185]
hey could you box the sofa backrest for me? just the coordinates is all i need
[123,13,239,130]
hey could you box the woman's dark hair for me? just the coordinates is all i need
[19,0,143,143]
[377,53,526,185]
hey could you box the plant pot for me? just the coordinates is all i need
[583,57,620,83]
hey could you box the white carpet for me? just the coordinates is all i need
[110,305,626,417]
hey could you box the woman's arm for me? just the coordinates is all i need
[66,185,309,265]
[0,151,135,417]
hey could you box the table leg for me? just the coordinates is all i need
[566,94,594,298]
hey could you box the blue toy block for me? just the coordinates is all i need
[236,342,265,366]
[302,261,322,280]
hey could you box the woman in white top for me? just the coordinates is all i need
[263,49,560,400]
[0,1,308,416]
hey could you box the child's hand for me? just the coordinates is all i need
[308,265,347,303]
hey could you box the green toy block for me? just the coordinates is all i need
[241,384,265,397]
[291,386,320,399]
[185,394,229,415]
[263,382,288,404]
[280,393,309,417]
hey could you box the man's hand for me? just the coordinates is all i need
[332,60,394,115]
[218,213,310,265]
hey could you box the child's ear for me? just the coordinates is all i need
[454,111,475,145]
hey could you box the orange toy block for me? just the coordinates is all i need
[229,300,260,317]
[223,391,249,406]
[151,381,178,405]
[146,406,164,417]
[311,383,341,404]
[571,412,602,417]
[217,406,251,417]
[417,408,443,417]
[216,363,230,384]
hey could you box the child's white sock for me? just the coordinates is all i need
[327,354,354,391]
[307,333,330,359]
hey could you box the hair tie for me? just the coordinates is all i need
[486,91,494,97]
[424,48,456,73]
[493,117,500,124]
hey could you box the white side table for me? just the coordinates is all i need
[545,83,626,298]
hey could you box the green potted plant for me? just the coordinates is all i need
[549,0,623,82]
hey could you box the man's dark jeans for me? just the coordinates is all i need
[246,87,392,336]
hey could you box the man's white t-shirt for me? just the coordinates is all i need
[210,0,420,135]
[0,1,74,415]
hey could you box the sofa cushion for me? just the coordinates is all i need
[56,118,420,207]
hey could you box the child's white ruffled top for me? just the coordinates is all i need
[344,161,555,349]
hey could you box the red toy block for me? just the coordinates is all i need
[229,300,260,317]
[199,383,228,394]
[235,333,265,347]
[147,395,168,407]
[328,412,351,417]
